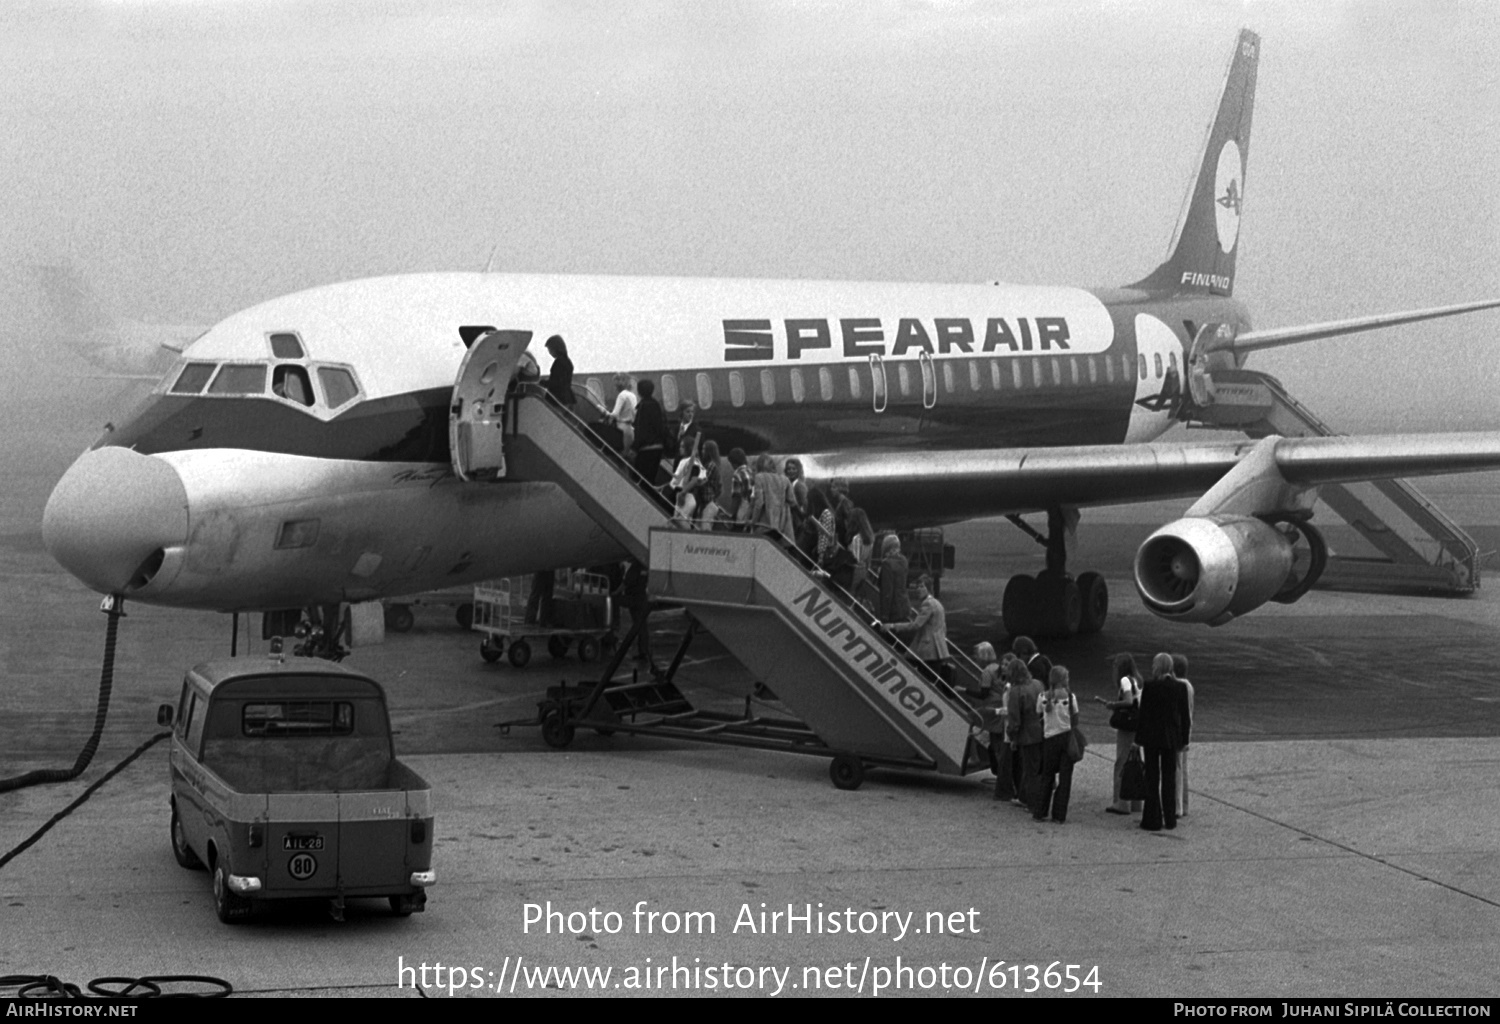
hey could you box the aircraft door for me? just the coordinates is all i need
[869,354,887,413]
[450,329,533,481]
[918,351,937,410]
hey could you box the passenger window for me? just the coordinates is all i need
[942,362,956,393]
[989,361,1001,390]
[661,374,680,412]
[1050,358,1062,386]
[695,372,713,409]
[819,367,834,401]
[789,368,805,403]
[760,369,776,405]
[897,363,912,397]
[268,332,305,359]
[317,366,359,409]
[1153,353,1163,378]
[1088,357,1098,384]
[1031,359,1043,388]
[1169,352,1180,375]
[729,371,746,407]
[1012,361,1023,389]
[969,362,981,392]
[1105,354,1116,383]
[272,365,314,406]
[1069,359,1080,385]
[208,364,267,395]
[1138,354,1147,380]
[847,366,862,401]
[170,362,217,395]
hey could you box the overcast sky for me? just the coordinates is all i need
[3,0,1497,432]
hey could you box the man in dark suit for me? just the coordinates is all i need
[1135,652,1192,831]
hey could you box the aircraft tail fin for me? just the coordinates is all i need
[33,263,113,337]
[1130,28,1259,298]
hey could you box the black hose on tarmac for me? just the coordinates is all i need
[0,594,124,794]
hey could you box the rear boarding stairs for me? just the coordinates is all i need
[494,384,990,790]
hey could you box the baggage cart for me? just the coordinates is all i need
[471,570,616,667]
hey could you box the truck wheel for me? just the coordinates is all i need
[509,639,532,668]
[213,861,251,924]
[830,754,865,791]
[541,710,575,749]
[387,604,415,633]
[170,806,203,870]
[547,635,570,660]
[389,892,426,917]
[456,603,475,630]
[577,636,600,663]
[480,638,503,663]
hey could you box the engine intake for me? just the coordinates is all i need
[1134,515,1321,626]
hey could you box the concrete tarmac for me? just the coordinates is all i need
[2,390,1499,998]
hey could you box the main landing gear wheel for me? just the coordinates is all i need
[213,861,251,924]
[1034,571,1082,637]
[577,636,600,663]
[170,805,203,870]
[829,754,865,791]
[508,639,532,668]
[541,710,576,749]
[1002,575,1038,639]
[480,638,503,663]
[548,635,571,660]
[1076,571,1109,634]
[455,602,475,630]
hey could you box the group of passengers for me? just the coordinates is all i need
[967,639,1193,829]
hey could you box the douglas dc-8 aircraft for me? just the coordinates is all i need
[41,30,1500,638]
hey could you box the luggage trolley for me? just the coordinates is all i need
[472,570,617,667]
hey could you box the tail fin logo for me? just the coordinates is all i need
[1214,139,1244,254]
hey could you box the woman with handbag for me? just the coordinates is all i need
[1033,664,1080,823]
[1095,653,1144,815]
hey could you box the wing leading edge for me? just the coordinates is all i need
[800,432,1500,529]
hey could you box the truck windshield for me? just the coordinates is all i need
[243,701,354,737]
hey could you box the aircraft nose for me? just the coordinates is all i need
[43,447,189,594]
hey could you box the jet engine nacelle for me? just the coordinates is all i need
[1134,514,1313,626]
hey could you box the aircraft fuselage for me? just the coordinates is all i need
[43,273,1249,611]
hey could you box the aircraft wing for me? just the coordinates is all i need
[1218,298,1500,354]
[800,432,1500,527]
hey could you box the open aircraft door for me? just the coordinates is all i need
[450,329,533,481]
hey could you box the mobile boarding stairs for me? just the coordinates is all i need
[1182,355,1480,594]
[461,379,988,790]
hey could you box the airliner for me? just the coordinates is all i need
[41,30,1500,639]
[33,263,204,377]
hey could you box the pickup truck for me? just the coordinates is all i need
[159,656,435,923]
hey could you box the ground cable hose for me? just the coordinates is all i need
[0,595,124,793]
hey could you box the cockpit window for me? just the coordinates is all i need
[317,366,359,409]
[208,364,267,395]
[272,365,314,406]
[170,362,217,395]
[268,332,305,359]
